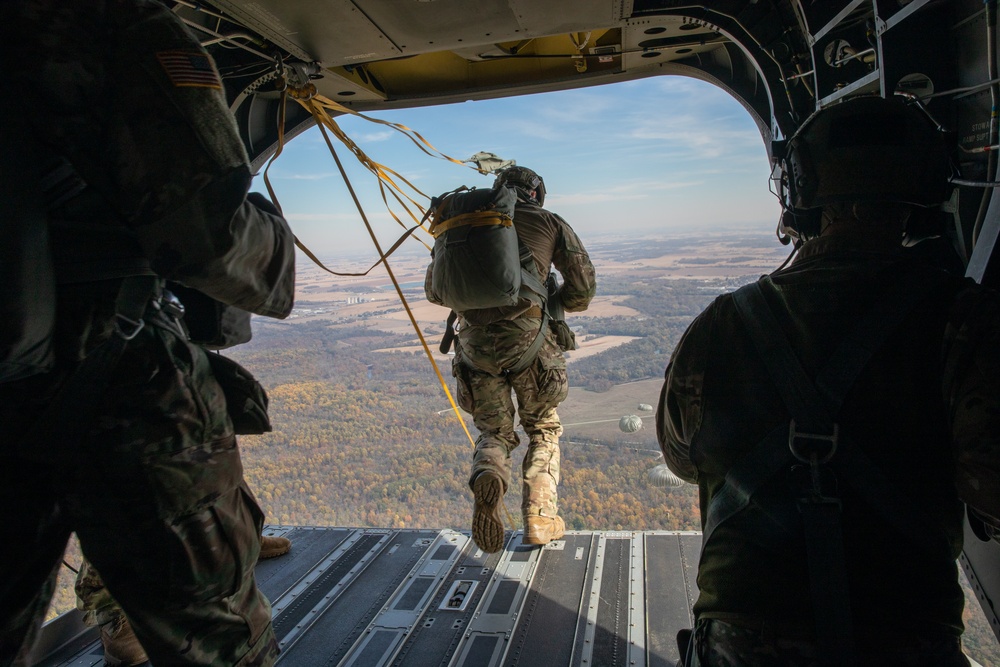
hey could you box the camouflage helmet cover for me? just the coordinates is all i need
[494,166,546,206]
[782,95,952,212]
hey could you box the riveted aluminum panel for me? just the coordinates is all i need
[276,530,441,665]
[392,542,506,667]
[255,527,354,603]
[208,0,400,65]
[503,533,596,667]
[645,532,702,667]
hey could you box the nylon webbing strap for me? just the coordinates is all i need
[518,240,547,299]
[798,499,854,663]
[732,279,829,430]
[750,274,952,560]
[700,422,790,547]
[39,157,87,210]
[439,310,457,354]
[723,272,940,665]
[731,280,856,665]
[294,220,422,278]
[813,272,931,412]
[504,311,549,376]
[429,211,512,238]
[814,274,955,561]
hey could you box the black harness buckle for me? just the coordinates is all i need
[788,419,838,464]
[789,420,840,501]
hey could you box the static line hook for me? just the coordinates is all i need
[286,61,323,89]
[269,55,288,92]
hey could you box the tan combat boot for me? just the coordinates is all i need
[100,619,148,667]
[524,515,565,546]
[471,471,505,553]
[259,534,291,559]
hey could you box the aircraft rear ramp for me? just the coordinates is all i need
[35,527,702,666]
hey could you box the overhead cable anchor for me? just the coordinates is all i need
[285,61,323,99]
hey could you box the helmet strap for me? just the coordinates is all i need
[778,208,822,242]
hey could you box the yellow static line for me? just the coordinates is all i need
[260,87,480,450]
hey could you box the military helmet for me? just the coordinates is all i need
[494,166,546,206]
[781,95,952,214]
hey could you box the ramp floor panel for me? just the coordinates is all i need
[504,533,595,667]
[256,527,354,603]
[645,533,701,667]
[277,530,442,665]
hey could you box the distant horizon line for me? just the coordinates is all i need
[295,223,780,265]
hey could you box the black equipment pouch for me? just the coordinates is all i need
[205,352,271,435]
[168,282,252,350]
[549,319,577,352]
[439,310,457,354]
[544,272,577,351]
[544,272,564,320]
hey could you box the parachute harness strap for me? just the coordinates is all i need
[261,85,479,450]
[425,187,515,238]
[429,212,513,238]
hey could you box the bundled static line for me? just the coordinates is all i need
[259,85,492,470]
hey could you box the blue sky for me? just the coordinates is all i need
[256,75,782,259]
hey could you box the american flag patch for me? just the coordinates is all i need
[156,51,222,89]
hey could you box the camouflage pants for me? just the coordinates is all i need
[455,317,568,518]
[75,557,124,631]
[0,323,276,666]
[687,618,969,667]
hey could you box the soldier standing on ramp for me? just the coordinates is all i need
[657,96,1000,666]
[0,1,295,664]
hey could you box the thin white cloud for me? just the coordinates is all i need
[286,212,358,222]
[532,90,618,125]
[359,130,395,142]
[274,171,339,181]
[627,113,762,157]
[549,179,704,206]
[551,191,648,205]
[503,117,567,141]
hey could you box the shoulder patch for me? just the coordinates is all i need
[155,50,221,89]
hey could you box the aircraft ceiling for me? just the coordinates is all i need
[182,0,817,165]
[182,0,999,291]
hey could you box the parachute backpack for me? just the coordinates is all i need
[426,184,545,312]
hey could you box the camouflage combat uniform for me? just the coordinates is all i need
[688,619,967,667]
[74,557,129,637]
[0,2,294,665]
[657,234,1000,665]
[427,200,595,520]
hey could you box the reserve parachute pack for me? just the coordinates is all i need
[427,184,545,311]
